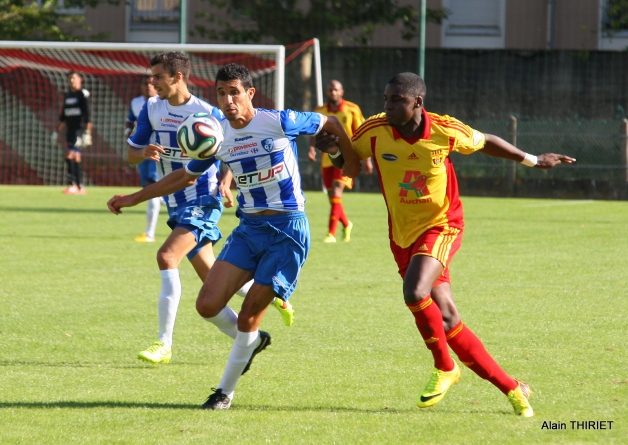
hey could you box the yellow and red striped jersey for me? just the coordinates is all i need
[314,99,365,168]
[351,109,486,248]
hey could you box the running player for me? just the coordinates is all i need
[316,72,575,417]
[308,80,372,242]
[125,76,161,243]
[115,53,293,367]
[107,63,362,410]
[56,71,92,194]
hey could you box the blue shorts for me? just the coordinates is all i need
[167,195,223,260]
[137,159,159,187]
[217,210,310,300]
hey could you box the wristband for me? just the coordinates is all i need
[124,128,133,138]
[521,153,537,167]
[328,150,342,159]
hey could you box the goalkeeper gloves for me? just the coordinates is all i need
[81,130,92,148]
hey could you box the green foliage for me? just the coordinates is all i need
[193,0,448,46]
[0,186,627,444]
[0,0,118,41]
[604,0,628,34]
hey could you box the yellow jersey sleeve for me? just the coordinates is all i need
[430,114,486,155]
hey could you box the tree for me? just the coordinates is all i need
[604,0,628,36]
[0,0,116,41]
[193,0,447,109]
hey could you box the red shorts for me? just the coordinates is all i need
[391,226,463,286]
[322,166,353,190]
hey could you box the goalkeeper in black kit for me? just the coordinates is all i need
[54,70,93,194]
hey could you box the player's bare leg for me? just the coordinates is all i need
[197,261,274,410]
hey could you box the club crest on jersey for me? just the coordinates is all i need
[191,207,204,218]
[431,149,443,166]
[398,170,432,203]
[261,138,274,152]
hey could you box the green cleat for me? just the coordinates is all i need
[272,298,294,327]
[508,381,534,417]
[343,221,353,242]
[323,233,336,243]
[416,361,460,408]
[138,340,171,364]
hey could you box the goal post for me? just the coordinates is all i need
[0,41,286,186]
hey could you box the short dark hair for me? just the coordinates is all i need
[67,70,83,80]
[150,52,190,81]
[387,72,426,99]
[215,63,253,90]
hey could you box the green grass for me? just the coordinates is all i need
[0,185,626,444]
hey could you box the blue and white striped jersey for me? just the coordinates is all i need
[186,108,324,213]
[128,95,225,208]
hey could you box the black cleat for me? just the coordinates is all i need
[241,331,271,375]
[201,388,232,410]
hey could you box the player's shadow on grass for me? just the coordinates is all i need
[0,207,145,215]
[0,401,412,414]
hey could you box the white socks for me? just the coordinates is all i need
[145,197,160,239]
[218,330,260,399]
[158,269,181,348]
[235,280,253,298]
[203,306,238,339]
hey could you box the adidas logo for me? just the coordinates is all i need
[407,153,419,160]
[418,244,428,251]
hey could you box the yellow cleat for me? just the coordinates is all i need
[417,361,460,408]
[272,298,294,326]
[138,340,171,364]
[343,221,353,242]
[323,234,336,243]
[508,381,534,417]
[134,233,155,243]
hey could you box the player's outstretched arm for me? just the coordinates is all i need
[482,134,576,168]
[321,116,361,178]
[107,168,199,215]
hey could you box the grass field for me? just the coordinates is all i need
[1,185,626,444]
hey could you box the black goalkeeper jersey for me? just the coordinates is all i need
[59,89,91,145]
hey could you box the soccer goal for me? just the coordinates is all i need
[0,41,291,187]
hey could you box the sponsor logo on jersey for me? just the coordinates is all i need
[64,107,81,117]
[229,143,257,153]
[261,138,274,153]
[288,110,296,124]
[161,117,183,125]
[168,112,184,118]
[161,147,190,160]
[418,244,429,251]
[381,153,398,161]
[234,162,289,189]
[234,136,253,142]
[65,97,78,105]
[399,170,430,200]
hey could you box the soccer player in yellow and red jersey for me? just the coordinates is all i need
[308,80,372,243]
[317,72,575,417]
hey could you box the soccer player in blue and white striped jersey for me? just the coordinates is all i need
[108,63,362,409]
[116,53,294,368]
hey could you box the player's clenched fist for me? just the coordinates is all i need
[107,194,139,215]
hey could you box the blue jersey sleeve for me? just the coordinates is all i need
[126,104,137,123]
[186,158,218,176]
[211,107,225,121]
[279,110,323,139]
[128,102,152,147]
